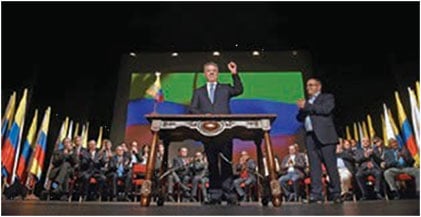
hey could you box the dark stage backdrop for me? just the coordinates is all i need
[111,51,313,162]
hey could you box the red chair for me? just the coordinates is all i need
[395,173,415,196]
[131,163,147,202]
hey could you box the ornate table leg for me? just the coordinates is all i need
[263,131,282,207]
[156,140,170,206]
[141,120,160,206]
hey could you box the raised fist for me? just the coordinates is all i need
[228,61,237,74]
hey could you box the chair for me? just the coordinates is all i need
[395,173,415,197]
[366,175,389,200]
[131,163,147,202]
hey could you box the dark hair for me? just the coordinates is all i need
[307,77,322,85]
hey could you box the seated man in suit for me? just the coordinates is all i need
[355,137,384,200]
[167,147,191,202]
[189,61,243,204]
[233,151,257,202]
[189,151,209,203]
[107,145,131,201]
[79,140,107,201]
[49,138,77,199]
[383,138,420,199]
[278,145,306,202]
[336,142,355,199]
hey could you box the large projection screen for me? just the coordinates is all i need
[111,51,313,161]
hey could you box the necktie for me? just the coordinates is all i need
[209,83,215,104]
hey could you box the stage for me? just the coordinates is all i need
[1,199,419,215]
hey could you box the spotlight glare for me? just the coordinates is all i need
[252,51,260,56]
[171,52,179,57]
[129,52,136,57]
[213,51,220,56]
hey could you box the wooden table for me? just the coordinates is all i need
[140,114,281,207]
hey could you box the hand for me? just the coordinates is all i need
[228,61,237,75]
[380,162,386,169]
[367,162,373,169]
[296,99,306,109]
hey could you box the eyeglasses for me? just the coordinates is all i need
[306,83,318,87]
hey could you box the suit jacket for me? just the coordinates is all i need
[235,158,257,181]
[190,74,243,114]
[337,149,356,173]
[296,93,339,145]
[80,149,105,174]
[280,154,306,178]
[354,148,381,171]
[373,146,387,165]
[108,155,131,174]
[172,156,190,177]
[384,146,415,169]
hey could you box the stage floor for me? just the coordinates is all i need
[1,199,420,215]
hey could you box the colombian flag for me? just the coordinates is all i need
[1,89,28,184]
[29,107,51,181]
[395,91,419,165]
[146,72,164,102]
[16,109,38,182]
[57,117,69,150]
[1,92,16,141]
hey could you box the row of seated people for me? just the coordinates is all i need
[166,148,258,203]
[278,137,420,202]
[48,136,419,203]
[48,136,163,201]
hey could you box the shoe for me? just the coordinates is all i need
[190,197,198,202]
[391,191,400,200]
[204,199,220,205]
[287,193,297,202]
[375,193,384,200]
[333,196,343,204]
[359,196,368,201]
[167,195,175,202]
[59,195,68,201]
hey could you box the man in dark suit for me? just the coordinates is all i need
[233,151,257,202]
[79,140,107,201]
[383,138,419,199]
[107,145,131,201]
[49,138,77,199]
[354,137,384,200]
[167,147,191,202]
[190,61,243,204]
[296,78,342,204]
[278,145,306,202]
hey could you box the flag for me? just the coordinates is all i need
[146,72,164,102]
[1,92,16,141]
[353,122,359,143]
[367,114,376,139]
[358,122,364,146]
[67,120,73,139]
[388,108,404,147]
[96,126,103,149]
[16,109,38,183]
[73,122,79,138]
[395,91,419,165]
[381,114,388,146]
[82,122,89,148]
[28,107,51,182]
[416,81,420,106]
[57,117,69,150]
[2,89,28,184]
[383,104,403,147]
[362,121,369,139]
[408,87,420,149]
[345,126,352,140]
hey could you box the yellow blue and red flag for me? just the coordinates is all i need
[16,109,38,183]
[1,92,16,141]
[1,89,28,184]
[395,91,419,165]
[146,72,164,102]
[28,107,51,181]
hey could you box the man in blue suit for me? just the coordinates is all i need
[296,78,342,204]
[190,61,243,204]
